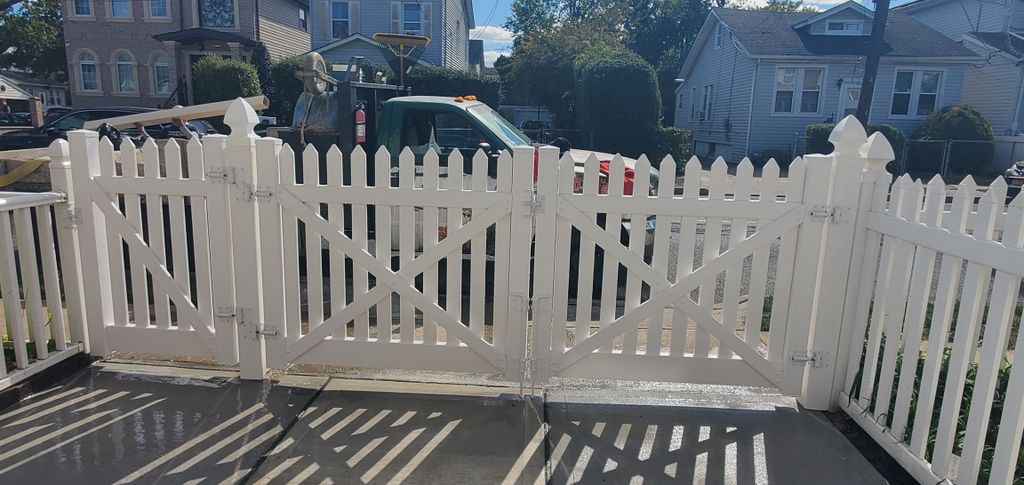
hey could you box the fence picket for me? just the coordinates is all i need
[622,156,651,355]
[552,153,575,353]
[646,156,675,356]
[164,140,192,332]
[36,207,66,350]
[492,150,513,353]
[121,144,150,327]
[767,157,803,361]
[468,150,487,340]
[14,209,46,360]
[326,145,346,339]
[575,154,600,341]
[374,146,394,343]
[871,177,923,423]
[720,158,753,359]
[907,176,973,457]
[598,155,625,352]
[280,145,301,343]
[956,188,1023,483]
[696,158,728,357]
[0,212,27,368]
[745,159,778,351]
[256,138,286,367]
[399,148,416,343]
[186,138,214,331]
[930,184,1002,478]
[889,176,944,439]
[142,139,171,329]
[303,145,324,331]
[98,138,128,328]
[349,147,370,342]
[671,156,702,356]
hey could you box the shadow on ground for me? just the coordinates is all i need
[0,363,885,484]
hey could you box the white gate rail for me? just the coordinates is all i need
[0,145,88,390]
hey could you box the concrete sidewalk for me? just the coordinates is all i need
[0,363,885,484]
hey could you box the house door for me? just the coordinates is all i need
[839,84,861,118]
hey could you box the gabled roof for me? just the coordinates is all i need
[792,0,873,29]
[0,75,33,100]
[967,32,1024,59]
[0,70,67,88]
[313,33,381,53]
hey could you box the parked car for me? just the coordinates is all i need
[43,106,73,124]
[0,107,217,151]
[0,112,31,127]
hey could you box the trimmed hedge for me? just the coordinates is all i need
[574,46,661,158]
[651,126,693,166]
[805,122,906,157]
[913,105,994,173]
[406,65,500,108]
[191,55,262,105]
[268,56,304,126]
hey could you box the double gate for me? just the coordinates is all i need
[62,99,886,408]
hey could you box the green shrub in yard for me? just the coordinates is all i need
[268,55,304,126]
[406,65,500,108]
[913,105,994,174]
[651,126,692,166]
[191,55,262,105]
[805,123,906,157]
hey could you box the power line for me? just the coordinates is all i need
[472,0,503,39]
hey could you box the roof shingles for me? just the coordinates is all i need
[714,8,978,58]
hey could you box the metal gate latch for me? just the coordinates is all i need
[791,350,830,368]
[808,205,849,224]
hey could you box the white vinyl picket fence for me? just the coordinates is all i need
[37,98,1024,483]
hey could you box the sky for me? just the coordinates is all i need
[468,0,914,67]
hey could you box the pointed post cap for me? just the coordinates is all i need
[48,139,70,168]
[224,97,259,139]
[829,115,868,153]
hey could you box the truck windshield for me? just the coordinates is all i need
[467,104,532,147]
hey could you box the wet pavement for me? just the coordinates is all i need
[0,362,885,484]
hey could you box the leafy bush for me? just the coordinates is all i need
[913,105,994,173]
[268,56,304,126]
[574,46,661,158]
[406,65,500,108]
[191,55,262,105]
[805,122,906,157]
[650,126,692,164]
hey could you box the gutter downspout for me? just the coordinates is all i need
[1012,63,1024,134]
[745,59,760,156]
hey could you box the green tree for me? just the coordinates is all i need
[191,56,262,104]
[732,0,819,12]
[0,0,66,76]
[268,56,304,125]
[505,0,559,34]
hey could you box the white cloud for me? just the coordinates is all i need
[470,25,516,43]
[483,51,503,67]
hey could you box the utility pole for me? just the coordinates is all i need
[855,0,891,125]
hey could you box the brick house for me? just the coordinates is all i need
[63,0,310,108]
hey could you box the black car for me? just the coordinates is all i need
[0,107,217,151]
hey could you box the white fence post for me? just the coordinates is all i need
[526,146,560,383]
[64,131,114,356]
[47,140,88,350]
[223,98,268,380]
[779,152,834,399]
[797,116,874,410]
[506,147,537,379]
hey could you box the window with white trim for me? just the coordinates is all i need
[115,53,137,92]
[890,70,941,116]
[73,0,91,16]
[699,84,714,121]
[331,1,349,38]
[826,21,862,35]
[715,23,726,48]
[403,3,422,35]
[773,67,823,114]
[110,0,130,17]
[149,0,168,17]
[690,87,697,120]
[299,7,307,30]
[153,54,171,93]
[79,53,98,91]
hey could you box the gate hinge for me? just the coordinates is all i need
[808,205,849,224]
[64,206,81,227]
[791,350,831,368]
[524,191,544,216]
[239,183,273,202]
[207,167,236,183]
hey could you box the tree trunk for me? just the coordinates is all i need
[855,0,891,126]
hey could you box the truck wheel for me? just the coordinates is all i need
[303,52,328,95]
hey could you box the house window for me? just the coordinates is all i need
[891,70,941,116]
[153,54,171,93]
[115,53,137,92]
[299,7,307,30]
[715,23,726,48]
[149,0,168,17]
[79,53,98,91]
[773,67,823,114]
[403,3,422,35]
[331,2,349,38]
[826,21,862,35]
[73,0,91,16]
[700,84,714,121]
[198,0,235,27]
[110,0,130,17]
[690,87,697,120]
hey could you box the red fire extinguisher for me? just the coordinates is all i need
[354,102,367,144]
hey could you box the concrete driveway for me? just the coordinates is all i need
[0,363,885,484]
